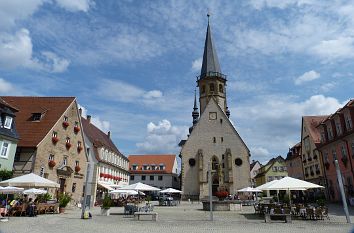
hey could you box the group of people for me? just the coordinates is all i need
[0,195,37,217]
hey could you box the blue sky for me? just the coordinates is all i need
[0,0,353,164]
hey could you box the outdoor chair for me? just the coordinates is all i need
[315,207,323,220]
[322,207,330,220]
[306,208,315,220]
[254,204,261,214]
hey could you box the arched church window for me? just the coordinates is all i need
[189,158,196,167]
[219,84,223,93]
[209,83,215,92]
[235,158,243,166]
[212,157,219,170]
[201,85,206,94]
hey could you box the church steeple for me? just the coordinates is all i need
[192,89,199,125]
[200,15,221,78]
[197,15,228,115]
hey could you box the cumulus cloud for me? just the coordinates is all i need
[320,82,336,92]
[55,0,94,12]
[294,70,320,85]
[311,37,354,61]
[78,104,110,133]
[136,119,188,154]
[251,147,270,157]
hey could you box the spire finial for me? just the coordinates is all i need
[207,9,211,24]
[192,88,199,125]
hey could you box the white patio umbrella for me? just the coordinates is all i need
[0,186,24,222]
[256,180,280,190]
[23,188,47,195]
[110,190,139,195]
[119,182,161,191]
[0,173,60,188]
[160,188,182,193]
[237,187,262,192]
[263,177,324,190]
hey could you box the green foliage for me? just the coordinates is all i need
[146,195,152,203]
[0,169,13,180]
[37,193,52,203]
[102,194,112,209]
[58,193,71,208]
[316,198,326,206]
[282,195,290,204]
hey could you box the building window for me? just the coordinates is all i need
[0,141,10,158]
[351,142,354,157]
[219,84,223,93]
[304,137,310,152]
[63,157,67,166]
[143,165,148,170]
[327,127,333,140]
[142,175,146,181]
[3,116,13,129]
[75,160,79,166]
[150,176,154,180]
[32,113,42,121]
[52,131,58,138]
[158,176,163,181]
[332,149,337,161]
[159,164,164,170]
[48,154,54,161]
[345,115,353,131]
[151,165,156,170]
[64,116,68,122]
[221,137,223,143]
[272,166,278,172]
[132,165,137,170]
[209,83,215,92]
[66,137,70,143]
[341,145,347,158]
[130,175,134,180]
[72,183,76,193]
[74,121,79,127]
[212,157,219,170]
[213,137,216,143]
[336,121,342,135]
[39,166,44,177]
[201,85,205,94]
[173,177,177,182]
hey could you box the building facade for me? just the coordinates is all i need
[254,156,288,187]
[2,97,88,203]
[286,142,304,180]
[128,154,179,190]
[301,116,328,186]
[250,160,261,187]
[81,115,129,206]
[179,19,251,200]
[316,100,354,202]
[0,98,19,172]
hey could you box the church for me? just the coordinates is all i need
[180,17,251,200]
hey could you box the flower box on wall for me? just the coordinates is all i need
[52,137,59,144]
[62,121,69,128]
[48,160,56,168]
[77,146,83,153]
[75,166,81,173]
[74,126,80,133]
[65,142,72,149]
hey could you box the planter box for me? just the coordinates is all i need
[101,208,110,216]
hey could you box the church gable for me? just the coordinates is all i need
[183,97,249,153]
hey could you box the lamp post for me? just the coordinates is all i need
[81,162,91,219]
[334,160,351,223]
[208,162,213,221]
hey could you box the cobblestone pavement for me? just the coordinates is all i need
[0,202,353,233]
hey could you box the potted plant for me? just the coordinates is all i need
[75,166,81,173]
[74,126,80,133]
[215,191,229,201]
[65,142,72,149]
[101,194,112,216]
[58,193,71,213]
[62,121,69,128]
[48,160,56,168]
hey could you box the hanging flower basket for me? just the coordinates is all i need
[66,142,72,149]
[77,146,83,153]
[75,166,81,173]
[74,126,80,133]
[48,160,56,168]
[52,137,59,144]
[62,121,69,128]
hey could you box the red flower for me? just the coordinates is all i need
[74,126,80,133]
[77,146,83,153]
[100,173,104,178]
[48,160,56,168]
[215,191,229,199]
[75,166,81,173]
[52,137,59,144]
[66,142,72,149]
[62,121,69,128]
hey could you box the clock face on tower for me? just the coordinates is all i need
[209,112,217,120]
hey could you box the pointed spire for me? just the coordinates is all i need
[200,14,221,78]
[192,89,199,125]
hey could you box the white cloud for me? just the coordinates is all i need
[320,82,336,92]
[191,57,202,72]
[311,37,354,61]
[36,51,70,73]
[98,79,163,104]
[294,70,320,85]
[136,119,188,154]
[55,0,94,12]
[78,104,110,133]
[0,78,17,94]
[249,0,316,10]
[0,0,46,29]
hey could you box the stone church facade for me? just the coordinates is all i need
[180,18,251,200]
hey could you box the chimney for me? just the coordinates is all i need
[87,115,91,123]
[107,131,111,138]
[79,108,82,116]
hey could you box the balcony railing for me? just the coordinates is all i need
[198,71,227,80]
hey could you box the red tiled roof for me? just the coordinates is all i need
[81,117,126,159]
[0,97,19,112]
[128,154,176,174]
[1,96,75,147]
[303,116,328,144]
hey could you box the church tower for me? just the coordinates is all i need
[197,16,230,117]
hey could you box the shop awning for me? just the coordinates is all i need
[97,181,113,191]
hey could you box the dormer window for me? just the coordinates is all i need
[4,116,13,129]
[132,165,137,170]
[159,164,165,170]
[32,113,42,121]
